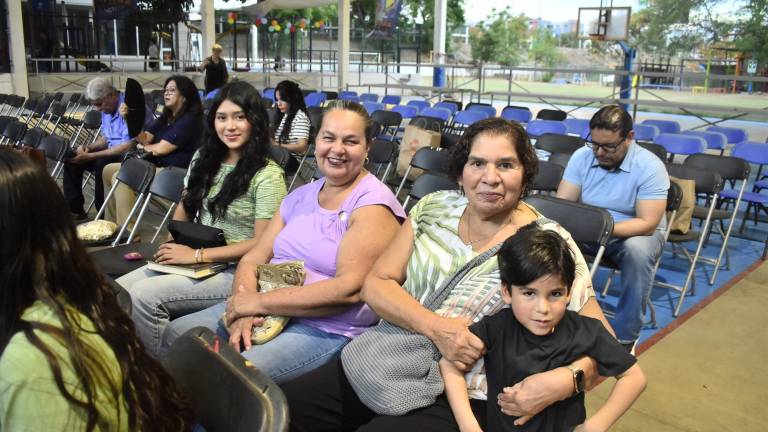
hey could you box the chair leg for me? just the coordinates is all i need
[600,270,615,297]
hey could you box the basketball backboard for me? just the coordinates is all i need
[576,7,631,41]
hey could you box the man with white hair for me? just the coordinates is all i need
[63,77,132,219]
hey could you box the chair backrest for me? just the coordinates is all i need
[48,101,67,117]
[706,126,747,144]
[3,120,27,143]
[307,106,324,131]
[406,99,430,113]
[360,93,380,103]
[83,109,102,129]
[407,173,459,204]
[339,91,358,100]
[526,120,567,138]
[667,181,683,213]
[362,102,384,114]
[162,327,289,432]
[410,147,450,174]
[535,133,584,154]
[409,115,444,133]
[637,142,668,162]
[300,89,316,98]
[501,107,533,123]
[654,133,706,156]
[682,130,726,150]
[262,88,276,101]
[368,138,397,164]
[524,195,614,248]
[115,158,156,193]
[642,119,680,134]
[531,160,564,193]
[452,110,489,126]
[21,127,46,148]
[268,145,294,172]
[730,141,768,165]
[536,109,567,121]
[39,134,69,161]
[665,163,723,195]
[547,152,572,169]
[323,90,338,100]
[632,124,660,142]
[370,109,403,129]
[304,92,326,107]
[381,95,401,105]
[391,105,418,119]
[434,101,459,114]
[466,103,497,118]
[563,118,589,136]
[440,132,462,150]
[419,107,452,122]
[148,166,187,202]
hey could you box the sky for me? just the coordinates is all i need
[462,0,642,24]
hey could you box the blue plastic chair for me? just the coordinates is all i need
[406,100,430,113]
[563,118,590,136]
[654,133,705,160]
[420,107,452,122]
[362,102,384,114]
[360,93,380,103]
[446,110,490,134]
[682,130,727,152]
[642,119,680,134]
[501,107,533,124]
[381,95,401,105]
[434,101,459,115]
[725,141,768,232]
[339,91,358,101]
[262,88,275,102]
[526,120,567,138]
[706,126,748,144]
[632,124,660,142]
[467,104,497,118]
[392,105,418,119]
[304,92,327,108]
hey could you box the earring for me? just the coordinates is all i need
[365,155,370,164]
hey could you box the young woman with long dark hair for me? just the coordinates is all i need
[117,81,287,356]
[0,149,193,430]
[273,80,310,155]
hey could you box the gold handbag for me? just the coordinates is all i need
[251,261,305,344]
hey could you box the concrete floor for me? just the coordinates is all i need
[585,260,768,431]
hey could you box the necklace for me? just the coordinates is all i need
[463,209,516,247]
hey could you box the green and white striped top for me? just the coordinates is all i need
[404,190,595,400]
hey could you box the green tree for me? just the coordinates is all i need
[530,27,562,67]
[469,7,528,66]
[733,0,768,68]
[401,0,466,54]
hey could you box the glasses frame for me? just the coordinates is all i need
[585,133,627,154]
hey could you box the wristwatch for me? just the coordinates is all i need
[565,364,585,396]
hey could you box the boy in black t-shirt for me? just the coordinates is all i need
[440,226,646,432]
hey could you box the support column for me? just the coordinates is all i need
[432,0,447,88]
[201,0,215,58]
[251,25,259,67]
[8,0,28,97]
[337,0,350,92]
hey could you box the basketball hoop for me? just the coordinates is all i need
[576,6,630,42]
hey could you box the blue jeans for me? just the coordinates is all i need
[164,302,350,384]
[583,230,665,343]
[116,266,234,357]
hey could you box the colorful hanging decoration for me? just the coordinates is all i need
[227,12,238,25]
[256,17,326,33]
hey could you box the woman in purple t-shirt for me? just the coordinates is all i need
[165,100,405,383]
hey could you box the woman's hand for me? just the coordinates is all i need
[227,315,265,352]
[225,284,264,323]
[497,367,572,426]
[430,316,485,371]
[153,243,197,265]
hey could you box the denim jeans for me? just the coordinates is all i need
[164,302,350,384]
[116,265,234,357]
[583,230,665,343]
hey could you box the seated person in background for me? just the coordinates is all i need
[273,80,311,171]
[63,77,133,219]
[556,105,669,352]
[117,81,286,357]
[0,149,193,430]
[441,226,646,432]
[163,100,405,384]
[102,75,204,229]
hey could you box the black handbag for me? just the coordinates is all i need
[167,220,226,249]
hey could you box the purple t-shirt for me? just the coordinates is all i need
[271,173,406,338]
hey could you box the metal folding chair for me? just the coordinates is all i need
[403,173,459,210]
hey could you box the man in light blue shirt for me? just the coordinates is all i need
[557,105,669,351]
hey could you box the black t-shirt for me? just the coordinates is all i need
[469,310,636,432]
[144,112,201,168]
[204,57,228,94]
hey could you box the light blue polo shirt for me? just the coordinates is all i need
[101,93,130,148]
[563,142,669,223]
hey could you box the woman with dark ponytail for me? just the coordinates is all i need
[0,148,194,430]
[273,80,310,155]
[117,81,287,357]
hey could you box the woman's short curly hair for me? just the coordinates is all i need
[447,117,538,198]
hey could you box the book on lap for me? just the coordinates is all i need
[146,261,228,279]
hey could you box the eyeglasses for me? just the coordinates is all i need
[585,136,625,153]
[164,88,178,95]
